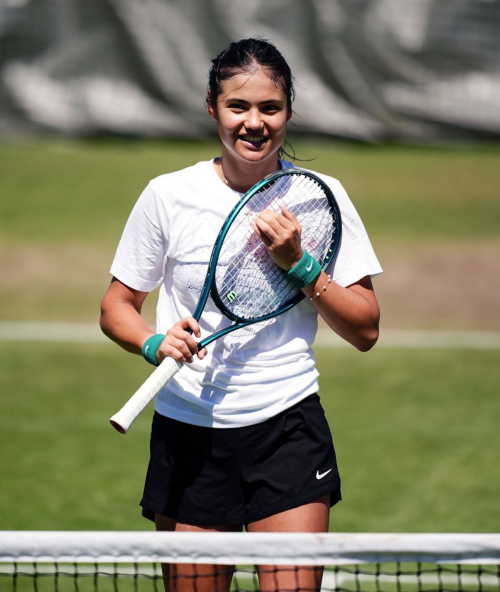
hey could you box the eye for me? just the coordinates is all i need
[262,104,281,114]
[228,102,246,111]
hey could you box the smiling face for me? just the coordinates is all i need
[208,66,291,168]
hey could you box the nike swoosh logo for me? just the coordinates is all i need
[145,346,149,353]
[306,259,313,272]
[316,469,333,480]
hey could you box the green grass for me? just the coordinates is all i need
[1,138,498,325]
[317,347,500,533]
[0,138,498,535]
[1,342,498,532]
[1,139,499,247]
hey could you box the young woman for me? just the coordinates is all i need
[100,38,382,591]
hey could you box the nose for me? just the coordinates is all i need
[245,108,263,130]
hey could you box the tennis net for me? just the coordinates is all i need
[1,531,499,592]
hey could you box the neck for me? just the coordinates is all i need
[217,153,281,193]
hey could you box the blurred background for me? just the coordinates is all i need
[0,0,499,533]
[2,0,500,140]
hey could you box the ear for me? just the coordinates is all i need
[287,108,292,122]
[206,91,217,121]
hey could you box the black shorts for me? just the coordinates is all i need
[140,394,341,526]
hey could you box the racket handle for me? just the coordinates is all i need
[109,357,184,434]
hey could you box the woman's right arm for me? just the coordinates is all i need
[99,278,206,364]
[99,278,152,356]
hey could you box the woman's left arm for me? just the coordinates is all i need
[253,206,380,352]
[302,272,379,352]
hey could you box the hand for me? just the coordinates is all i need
[252,206,303,270]
[156,317,207,364]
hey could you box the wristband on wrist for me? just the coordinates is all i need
[142,334,165,367]
[286,250,321,290]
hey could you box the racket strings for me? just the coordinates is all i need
[215,174,339,320]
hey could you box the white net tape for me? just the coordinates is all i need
[1,532,500,565]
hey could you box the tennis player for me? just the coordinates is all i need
[101,38,382,592]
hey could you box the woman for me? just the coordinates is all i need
[100,38,382,591]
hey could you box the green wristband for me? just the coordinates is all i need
[287,250,321,290]
[142,334,165,367]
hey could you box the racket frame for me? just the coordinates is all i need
[193,168,342,349]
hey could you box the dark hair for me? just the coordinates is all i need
[206,38,297,161]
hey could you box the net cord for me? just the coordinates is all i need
[1,533,500,566]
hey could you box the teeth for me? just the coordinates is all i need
[242,136,265,142]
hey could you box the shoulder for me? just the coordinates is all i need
[149,160,215,197]
[280,160,343,196]
[126,160,217,228]
[281,162,367,230]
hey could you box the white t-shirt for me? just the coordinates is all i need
[110,159,382,428]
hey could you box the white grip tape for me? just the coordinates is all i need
[109,357,184,434]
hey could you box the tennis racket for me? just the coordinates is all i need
[110,168,342,433]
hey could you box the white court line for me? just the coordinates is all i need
[0,322,108,343]
[0,322,499,349]
[315,328,500,350]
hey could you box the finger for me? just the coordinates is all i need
[161,337,196,363]
[254,216,279,241]
[258,210,287,229]
[196,347,208,360]
[258,209,280,221]
[260,209,297,233]
[169,330,199,356]
[158,344,188,364]
[251,222,272,246]
[281,206,302,231]
[178,316,202,338]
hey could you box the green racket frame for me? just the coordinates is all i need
[193,168,342,349]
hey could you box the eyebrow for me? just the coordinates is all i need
[224,97,284,105]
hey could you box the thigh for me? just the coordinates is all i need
[155,513,240,592]
[247,495,329,592]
